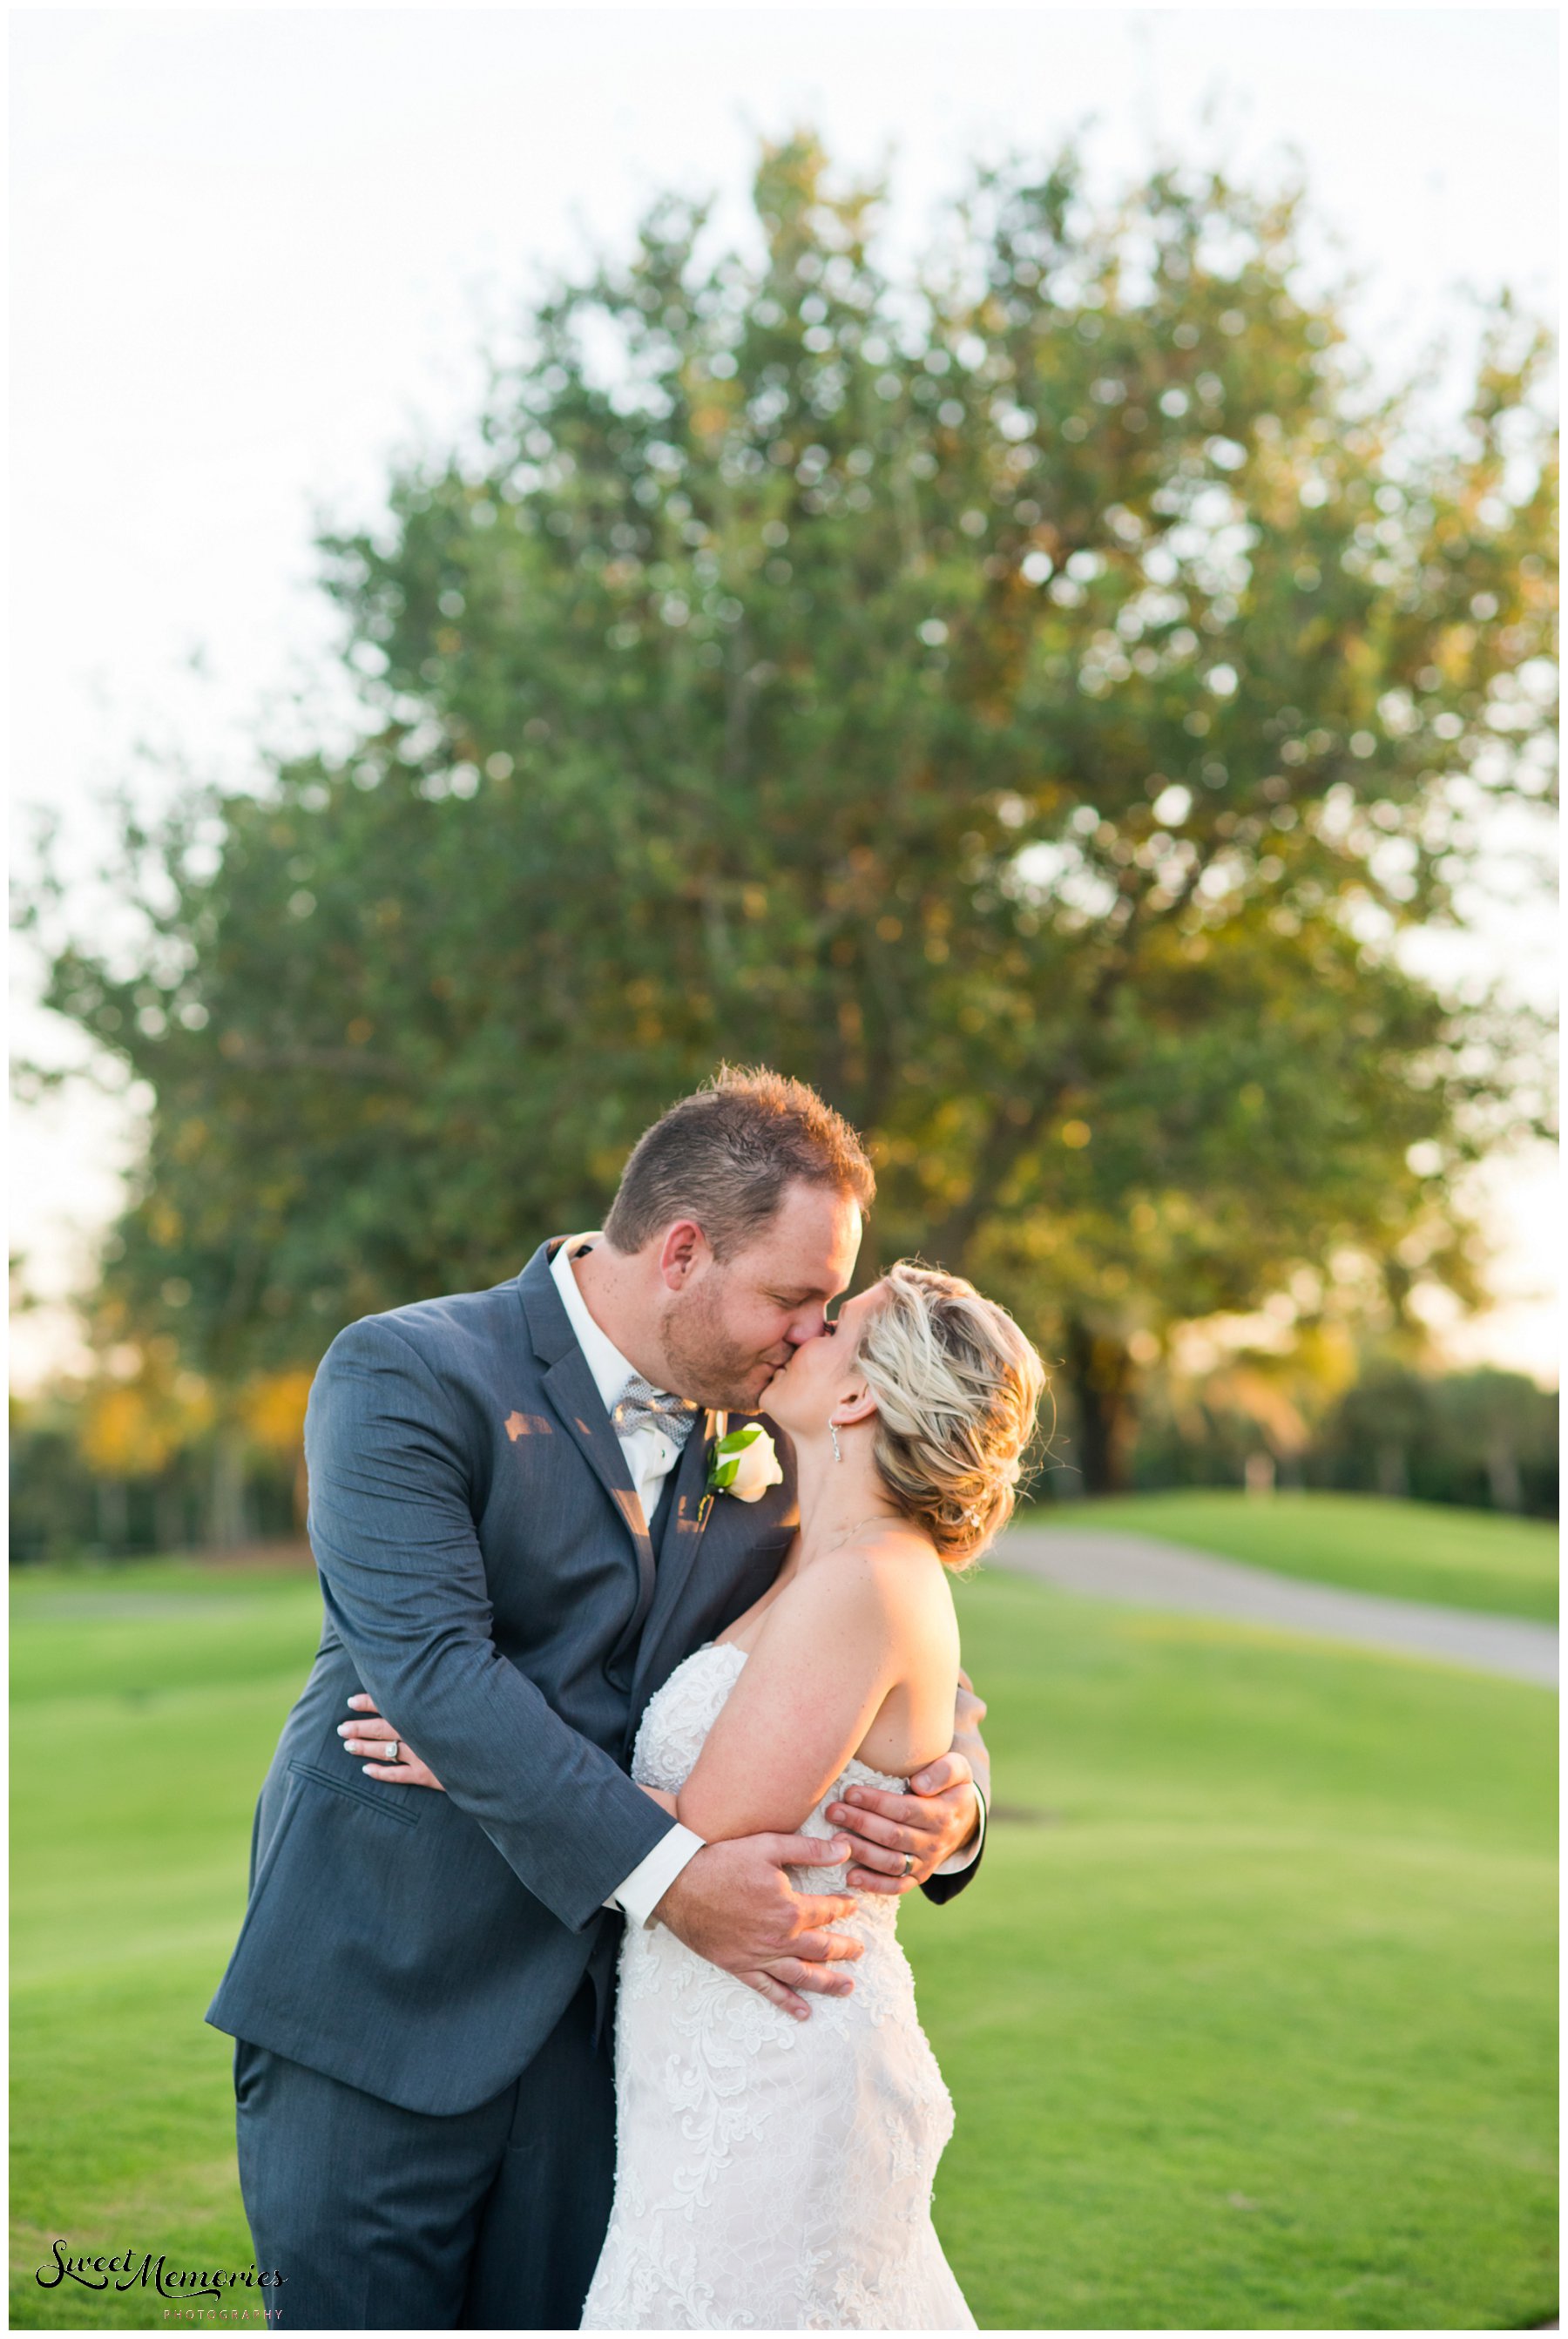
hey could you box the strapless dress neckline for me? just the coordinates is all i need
[688,1637,910,1792]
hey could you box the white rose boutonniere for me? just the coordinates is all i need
[706,1421,784,1504]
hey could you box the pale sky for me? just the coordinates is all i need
[9,3,1560,1390]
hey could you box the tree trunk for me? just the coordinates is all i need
[1375,1443,1408,1499]
[1064,1318,1138,1496]
[96,1477,128,1552]
[154,1478,186,1555]
[1244,1451,1276,1497]
[209,1431,248,1551]
[1485,1439,1523,1513]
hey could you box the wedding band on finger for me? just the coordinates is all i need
[902,1852,916,1876]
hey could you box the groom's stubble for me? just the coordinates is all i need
[659,1268,790,1415]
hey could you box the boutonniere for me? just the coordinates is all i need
[697,1422,784,1527]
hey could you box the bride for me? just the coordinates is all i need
[353,1260,1044,2329]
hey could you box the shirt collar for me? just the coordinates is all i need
[550,1231,639,1415]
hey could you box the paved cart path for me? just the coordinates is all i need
[994,1527,1558,1689]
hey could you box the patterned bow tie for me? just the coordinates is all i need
[611,1373,701,1450]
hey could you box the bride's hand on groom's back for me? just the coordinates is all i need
[338,1693,445,1790]
[651,1834,865,2023]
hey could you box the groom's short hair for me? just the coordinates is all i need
[604,1066,875,1261]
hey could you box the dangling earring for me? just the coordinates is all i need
[829,1421,843,1464]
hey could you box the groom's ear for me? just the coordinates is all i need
[657,1217,710,1288]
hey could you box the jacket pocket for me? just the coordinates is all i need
[287,1756,423,1828]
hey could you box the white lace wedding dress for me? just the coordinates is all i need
[580,1639,976,2331]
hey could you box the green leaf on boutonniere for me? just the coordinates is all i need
[706,1422,767,1493]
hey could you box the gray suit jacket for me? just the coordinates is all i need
[206,1237,982,2113]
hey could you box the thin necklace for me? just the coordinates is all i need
[819,1511,903,1553]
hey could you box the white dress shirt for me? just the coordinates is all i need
[551,1232,984,1930]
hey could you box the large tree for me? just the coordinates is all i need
[21,136,1556,1488]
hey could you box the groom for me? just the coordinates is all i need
[206,1068,990,2329]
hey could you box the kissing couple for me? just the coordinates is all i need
[207,1067,1047,2329]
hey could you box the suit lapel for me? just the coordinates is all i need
[517,1241,655,1617]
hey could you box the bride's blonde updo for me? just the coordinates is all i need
[852,1261,1048,1568]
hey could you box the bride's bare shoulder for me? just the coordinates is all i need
[798,1524,955,1640]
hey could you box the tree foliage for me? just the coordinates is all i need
[19,136,1557,1487]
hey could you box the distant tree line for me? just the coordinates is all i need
[7,1362,310,1566]
[1066,1360,1558,1518]
[10,1354,1554,1568]
[7,1410,302,1567]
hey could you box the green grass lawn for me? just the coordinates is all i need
[1020,1489,1558,1623]
[10,1554,1557,2329]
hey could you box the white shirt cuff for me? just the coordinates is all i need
[932,1783,987,1876]
[605,1822,706,1929]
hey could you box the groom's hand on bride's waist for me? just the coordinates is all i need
[824,1751,981,1895]
[823,1669,990,1894]
[651,1834,865,2023]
